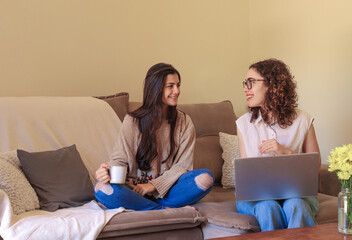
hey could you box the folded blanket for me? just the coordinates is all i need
[0,190,124,240]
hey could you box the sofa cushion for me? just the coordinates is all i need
[201,222,253,239]
[319,164,341,196]
[129,101,237,137]
[316,193,338,224]
[193,186,261,232]
[98,208,206,238]
[195,201,260,231]
[193,136,223,183]
[194,186,260,232]
[196,186,338,232]
[219,132,240,189]
[0,150,39,215]
[95,92,129,121]
[17,145,95,212]
[178,101,237,137]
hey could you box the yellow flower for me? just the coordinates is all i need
[328,144,352,182]
[338,171,351,180]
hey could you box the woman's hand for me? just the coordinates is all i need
[96,163,111,184]
[133,182,156,196]
[259,139,296,156]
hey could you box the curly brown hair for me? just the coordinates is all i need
[249,59,298,128]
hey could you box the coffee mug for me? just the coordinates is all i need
[109,166,127,184]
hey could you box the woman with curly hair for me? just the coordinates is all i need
[235,58,321,231]
[94,63,214,211]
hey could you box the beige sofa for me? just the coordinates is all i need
[0,93,340,240]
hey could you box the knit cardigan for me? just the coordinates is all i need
[108,110,196,198]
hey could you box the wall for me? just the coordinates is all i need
[0,0,249,114]
[1,0,351,163]
[249,0,352,163]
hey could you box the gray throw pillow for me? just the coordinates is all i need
[17,145,95,212]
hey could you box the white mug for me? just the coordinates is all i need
[109,166,127,184]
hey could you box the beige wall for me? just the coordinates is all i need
[0,0,249,113]
[1,0,351,163]
[249,0,352,163]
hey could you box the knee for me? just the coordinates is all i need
[255,200,282,215]
[95,181,114,195]
[283,198,307,212]
[195,172,214,191]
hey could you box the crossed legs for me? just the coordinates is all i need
[236,197,318,231]
[95,169,214,211]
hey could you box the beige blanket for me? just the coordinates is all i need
[0,190,125,240]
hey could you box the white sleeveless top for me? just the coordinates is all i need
[236,109,314,157]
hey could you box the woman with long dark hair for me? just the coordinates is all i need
[235,59,321,231]
[95,63,214,210]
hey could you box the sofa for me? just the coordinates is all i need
[0,93,340,240]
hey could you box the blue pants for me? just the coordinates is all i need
[95,169,214,211]
[236,197,319,231]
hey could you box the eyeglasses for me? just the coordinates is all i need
[242,78,266,90]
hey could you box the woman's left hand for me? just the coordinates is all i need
[133,182,156,196]
[259,139,295,155]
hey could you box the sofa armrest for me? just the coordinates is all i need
[319,164,341,197]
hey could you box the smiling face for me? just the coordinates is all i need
[162,73,180,112]
[244,68,268,108]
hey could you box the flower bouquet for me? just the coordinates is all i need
[328,144,352,234]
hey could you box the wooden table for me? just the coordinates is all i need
[210,223,352,240]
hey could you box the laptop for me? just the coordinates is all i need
[234,153,319,202]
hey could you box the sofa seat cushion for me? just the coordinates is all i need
[194,186,260,231]
[97,208,206,239]
[194,201,260,232]
[195,186,338,232]
[199,185,236,203]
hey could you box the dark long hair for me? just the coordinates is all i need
[249,59,298,128]
[129,63,180,171]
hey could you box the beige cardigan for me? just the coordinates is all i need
[108,110,196,198]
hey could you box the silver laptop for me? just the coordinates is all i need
[234,153,319,202]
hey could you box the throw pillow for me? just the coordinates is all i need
[0,150,40,215]
[17,145,95,212]
[94,92,129,121]
[219,132,240,189]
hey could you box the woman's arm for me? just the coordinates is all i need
[232,128,247,167]
[95,115,135,184]
[302,124,321,169]
[259,139,297,155]
[237,128,247,158]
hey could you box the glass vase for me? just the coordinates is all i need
[338,187,352,234]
